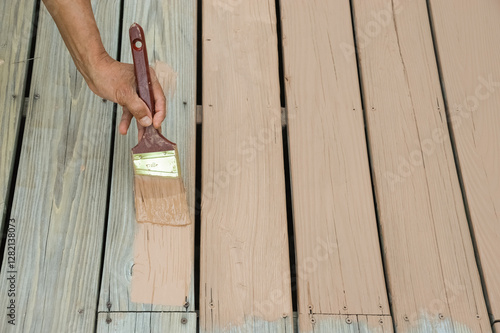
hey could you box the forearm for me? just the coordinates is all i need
[43,0,110,83]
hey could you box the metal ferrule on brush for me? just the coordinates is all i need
[132,150,181,178]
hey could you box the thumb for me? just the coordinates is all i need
[115,86,152,127]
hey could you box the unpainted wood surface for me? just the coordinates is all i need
[280,1,390,329]
[0,1,119,331]
[98,0,196,313]
[352,0,490,332]
[298,314,393,333]
[96,312,196,332]
[0,0,36,230]
[200,0,292,331]
[428,0,500,321]
[494,323,500,333]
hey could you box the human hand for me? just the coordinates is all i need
[85,55,166,140]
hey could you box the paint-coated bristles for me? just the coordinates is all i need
[133,175,191,226]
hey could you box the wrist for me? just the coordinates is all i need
[81,50,114,93]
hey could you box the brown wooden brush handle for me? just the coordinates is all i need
[129,23,155,116]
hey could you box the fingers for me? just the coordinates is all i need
[137,121,145,142]
[119,107,133,135]
[150,68,167,129]
[115,84,152,127]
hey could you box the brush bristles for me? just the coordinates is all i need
[134,175,191,226]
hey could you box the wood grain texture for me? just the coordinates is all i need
[352,0,491,332]
[494,323,500,333]
[427,0,500,321]
[0,1,119,331]
[200,0,292,331]
[96,312,196,332]
[280,1,391,330]
[0,0,36,230]
[298,314,393,333]
[98,0,196,312]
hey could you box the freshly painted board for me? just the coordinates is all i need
[98,0,196,312]
[280,1,391,331]
[96,312,196,333]
[297,314,393,333]
[200,0,292,331]
[0,0,36,231]
[0,1,119,332]
[351,0,490,332]
[428,0,500,321]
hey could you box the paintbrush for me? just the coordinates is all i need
[129,23,189,226]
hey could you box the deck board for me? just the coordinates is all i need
[351,0,490,332]
[0,0,37,232]
[0,1,119,331]
[280,1,391,331]
[199,0,292,331]
[98,0,196,312]
[96,312,196,332]
[297,314,393,333]
[428,0,500,321]
[494,323,500,333]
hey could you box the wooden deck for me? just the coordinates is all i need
[0,0,499,332]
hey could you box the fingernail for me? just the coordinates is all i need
[140,116,152,127]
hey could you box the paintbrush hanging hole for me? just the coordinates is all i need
[133,39,143,51]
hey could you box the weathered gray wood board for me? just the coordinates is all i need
[351,0,490,332]
[0,1,119,332]
[0,0,37,231]
[200,0,292,331]
[280,1,391,331]
[98,0,196,312]
[96,312,196,332]
[428,0,500,321]
[297,314,393,333]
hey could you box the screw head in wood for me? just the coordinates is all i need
[282,313,287,318]
[34,93,40,100]
[379,319,384,325]
[181,317,188,325]
[403,315,409,321]
[184,301,190,309]
[346,317,352,324]
[342,305,348,311]
[438,313,444,320]
[209,302,214,309]
[106,317,112,324]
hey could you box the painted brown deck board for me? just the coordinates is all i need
[0,0,36,231]
[200,0,292,331]
[428,0,500,321]
[98,0,196,312]
[280,1,391,331]
[0,1,119,331]
[96,312,196,332]
[352,0,490,332]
